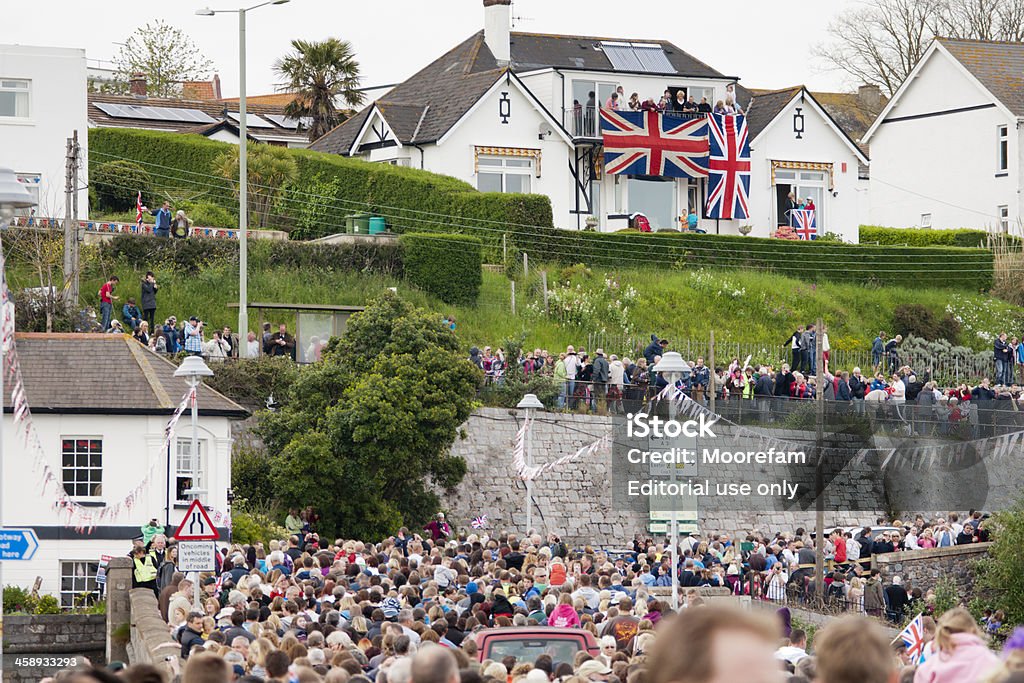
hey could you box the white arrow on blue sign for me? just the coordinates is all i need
[0,528,40,561]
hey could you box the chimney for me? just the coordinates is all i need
[129,72,147,98]
[484,0,512,65]
[858,84,882,111]
[212,74,222,100]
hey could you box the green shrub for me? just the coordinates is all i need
[231,507,289,546]
[178,201,236,228]
[233,446,276,505]
[860,225,1016,249]
[400,233,482,305]
[501,228,993,290]
[34,595,61,615]
[91,160,152,211]
[205,355,300,412]
[4,585,35,614]
[892,303,961,343]
[89,128,555,247]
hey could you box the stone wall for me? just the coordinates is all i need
[442,408,885,546]
[106,557,132,665]
[873,543,992,595]
[125,589,181,677]
[2,614,106,683]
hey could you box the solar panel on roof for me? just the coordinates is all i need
[600,41,676,74]
[227,112,276,129]
[93,101,217,124]
[263,113,299,129]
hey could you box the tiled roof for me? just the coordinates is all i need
[745,86,802,140]
[937,38,1024,116]
[13,333,248,417]
[87,92,309,143]
[220,92,302,106]
[311,29,730,153]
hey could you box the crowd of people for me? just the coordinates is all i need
[48,508,1022,683]
[569,85,745,137]
[95,274,320,362]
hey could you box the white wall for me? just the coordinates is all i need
[421,80,577,227]
[1,411,234,598]
[0,45,88,216]
[748,95,867,242]
[868,48,1016,230]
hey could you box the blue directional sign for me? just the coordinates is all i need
[0,528,39,561]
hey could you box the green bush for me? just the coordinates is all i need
[231,506,289,546]
[501,228,994,290]
[95,234,404,278]
[400,233,482,305]
[4,585,35,614]
[892,303,961,343]
[860,225,1015,249]
[205,355,300,412]
[35,595,61,615]
[178,201,236,228]
[89,128,555,246]
[91,160,152,211]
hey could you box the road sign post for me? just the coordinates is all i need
[173,500,220,613]
[0,528,39,561]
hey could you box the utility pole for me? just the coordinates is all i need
[814,318,826,603]
[523,252,529,278]
[510,280,516,315]
[69,130,81,305]
[63,136,74,286]
[541,271,549,314]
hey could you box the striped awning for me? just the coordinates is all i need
[474,146,542,177]
[771,160,834,189]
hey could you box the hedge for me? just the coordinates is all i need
[500,228,994,290]
[399,233,482,304]
[859,225,1016,249]
[88,128,554,252]
[95,234,404,277]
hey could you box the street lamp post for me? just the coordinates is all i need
[652,351,686,610]
[517,393,544,536]
[174,355,213,613]
[196,0,290,357]
[0,168,36,669]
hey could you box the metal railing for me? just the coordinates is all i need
[562,107,706,138]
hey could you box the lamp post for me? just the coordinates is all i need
[652,351,686,610]
[0,168,36,668]
[174,355,213,613]
[196,0,290,357]
[516,393,544,536]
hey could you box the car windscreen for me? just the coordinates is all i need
[485,637,582,667]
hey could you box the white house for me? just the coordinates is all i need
[310,0,740,232]
[2,334,248,607]
[863,38,1024,232]
[0,44,89,216]
[739,86,870,242]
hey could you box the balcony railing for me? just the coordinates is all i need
[562,106,708,139]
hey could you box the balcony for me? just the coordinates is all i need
[562,107,709,140]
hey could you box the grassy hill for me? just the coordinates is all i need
[14,239,1015,358]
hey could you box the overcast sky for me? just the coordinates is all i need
[3,0,861,99]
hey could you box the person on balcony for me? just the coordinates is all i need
[683,96,699,114]
[670,90,686,113]
[605,91,620,110]
[628,92,641,111]
[698,97,712,113]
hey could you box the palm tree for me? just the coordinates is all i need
[274,38,365,143]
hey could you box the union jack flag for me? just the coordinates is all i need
[704,114,751,220]
[896,613,926,663]
[135,191,143,229]
[791,209,817,240]
[471,515,488,529]
[600,109,709,178]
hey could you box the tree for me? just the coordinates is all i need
[814,0,1024,97]
[256,293,480,540]
[974,497,1024,625]
[273,38,365,142]
[213,142,298,228]
[111,21,215,98]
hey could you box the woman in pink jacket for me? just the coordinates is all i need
[548,592,580,629]
[914,608,1000,683]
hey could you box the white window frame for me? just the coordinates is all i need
[476,156,534,194]
[999,205,1009,234]
[175,438,207,504]
[59,560,102,610]
[921,213,932,228]
[997,125,1009,173]
[61,437,103,500]
[0,78,31,119]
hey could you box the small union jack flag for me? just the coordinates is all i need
[471,515,488,529]
[896,613,926,663]
[791,209,817,240]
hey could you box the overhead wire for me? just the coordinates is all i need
[87,149,1000,267]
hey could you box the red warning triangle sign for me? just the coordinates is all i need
[173,500,220,540]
